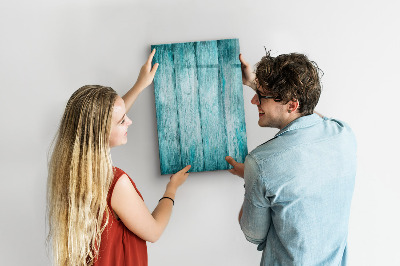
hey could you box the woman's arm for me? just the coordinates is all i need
[111,165,190,243]
[122,49,159,113]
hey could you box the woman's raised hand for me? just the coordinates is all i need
[122,49,159,112]
[135,49,159,89]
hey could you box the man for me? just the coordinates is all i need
[226,52,357,265]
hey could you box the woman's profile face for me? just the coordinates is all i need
[109,96,132,148]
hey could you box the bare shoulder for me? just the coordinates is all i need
[115,173,133,188]
[111,174,141,209]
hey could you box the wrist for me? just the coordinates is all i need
[165,184,177,197]
[159,196,174,205]
[163,190,176,200]
[131,82,145,95]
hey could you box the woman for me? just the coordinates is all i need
[47,49,190,266]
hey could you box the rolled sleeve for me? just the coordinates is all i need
[239,155,271,247]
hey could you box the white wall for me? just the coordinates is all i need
[1,0,399,265]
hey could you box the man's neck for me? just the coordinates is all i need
[278,113,303,130]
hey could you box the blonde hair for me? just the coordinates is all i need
[47,85,118,265]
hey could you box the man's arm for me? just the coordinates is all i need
[239,155,272,245]
[224,156,245,223]
[238,204,243,222]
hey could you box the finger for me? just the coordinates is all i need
[225,156,238,167]
[228,169,235,174]
[180,165,191,172]
[151,63,159,75]
[147,48,156,64]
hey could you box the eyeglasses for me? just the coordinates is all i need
[255,90,281,105]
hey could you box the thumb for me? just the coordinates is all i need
[225,156,238,167]
[239,54,249,67]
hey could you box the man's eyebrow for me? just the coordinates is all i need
[117,114,126,124]
[256,89,265,95]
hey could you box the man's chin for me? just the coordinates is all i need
[258,119,275,128]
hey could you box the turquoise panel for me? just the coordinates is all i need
[151,39,247,175]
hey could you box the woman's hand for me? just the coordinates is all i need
[135,48,159,90]
[123,49,159,112]
[225,156,244,178]
[239,54,257,90]
[166,165,191,192]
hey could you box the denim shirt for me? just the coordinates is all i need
[240,114,357,266]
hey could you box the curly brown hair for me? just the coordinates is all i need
[255,51,322,115]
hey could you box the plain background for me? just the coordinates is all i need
[1,0,399,265]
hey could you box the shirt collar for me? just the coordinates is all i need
[275,114,322,138]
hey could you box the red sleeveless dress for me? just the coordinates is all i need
[94,167,148,266]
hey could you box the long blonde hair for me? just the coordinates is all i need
[47,85,118,265]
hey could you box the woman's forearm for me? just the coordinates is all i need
[150,187,177,242]
[122,83,144,113]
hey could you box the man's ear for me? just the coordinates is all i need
[288,99,299,113]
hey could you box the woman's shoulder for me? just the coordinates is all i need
[113,166,127,178]
[111,167,143,197]
[111,167,136,190]
[108,167,131,202]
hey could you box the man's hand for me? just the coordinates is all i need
[239,54,257,90]
[225,156,244,178]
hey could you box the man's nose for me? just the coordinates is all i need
[251,94,259,105]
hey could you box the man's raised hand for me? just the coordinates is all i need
[239,54,257,90]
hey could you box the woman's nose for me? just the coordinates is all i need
[127,116,133,126]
